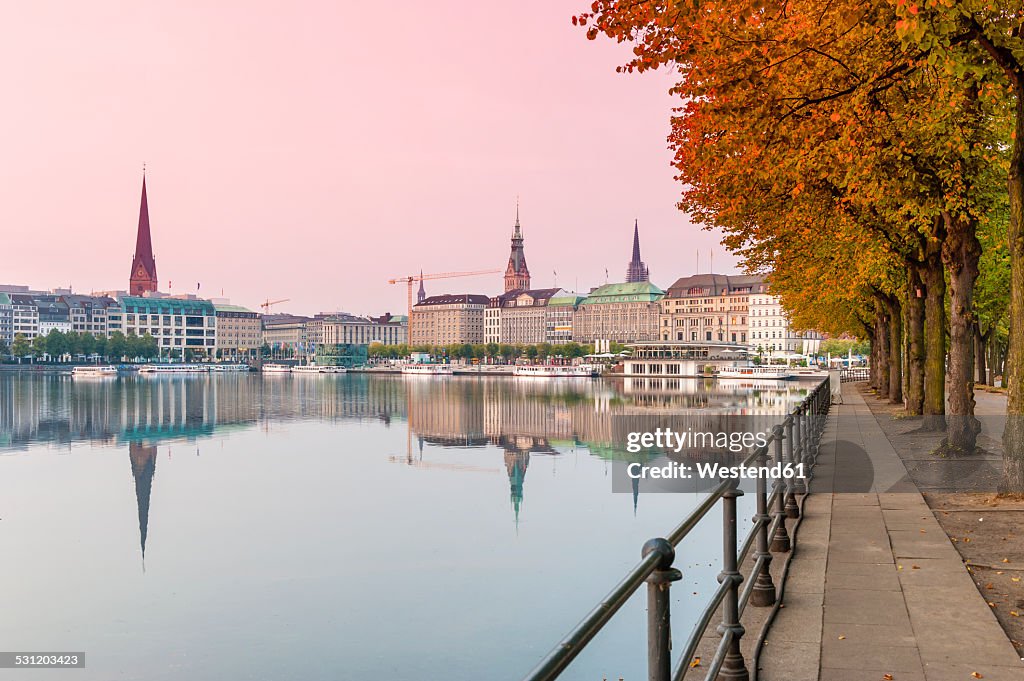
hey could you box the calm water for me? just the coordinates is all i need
[0,372,812,681]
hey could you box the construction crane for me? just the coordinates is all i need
[260,298,290,313]
[388,269,501,320]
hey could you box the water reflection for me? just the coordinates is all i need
[1,373,811,551]
[0,373,816,681]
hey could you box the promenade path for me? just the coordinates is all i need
[759,383,1024,681]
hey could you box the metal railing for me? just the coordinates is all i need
[522,376,832,681]
[839,367,869,383]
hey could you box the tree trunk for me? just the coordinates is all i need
[942,211,982,452]
[905,266,926,415]
[989,335,1001,386]
[922,223,947,430]
[975,324,989,387]
[887,294,903,405]
[1004,84,1024,494]
[875,296,891,399]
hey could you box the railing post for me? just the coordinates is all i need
[718,483,748,681]
[770,420,791,553]
[785,406,801,517]
[750,438,776,607]
[790,405,807,496]
[643,538,682,681]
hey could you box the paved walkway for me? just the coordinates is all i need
[760,385,1023,681]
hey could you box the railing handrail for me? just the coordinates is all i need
[522,378,832,681]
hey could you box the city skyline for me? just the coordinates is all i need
[0,1,740,316]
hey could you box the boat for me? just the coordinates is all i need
[138,364,207,374]
[401,363,453,376]
[262,363,292,374]
[716,365,794,380]
[292,364,347,374]
[72,365,118,378]
[210,363,251,372]
[513,365,597,378]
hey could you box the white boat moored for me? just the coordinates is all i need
[262,363,293,374]
[513,365,597,378]
[72,365,118,378]
[716,365,794,380]
[401,363,453,376]
[138,364,207,374]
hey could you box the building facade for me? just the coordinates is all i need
[33,296,72,335]
[410,294,489,346]
[545,294,584,344]
[262,314,311,355]
[64,295,120,336]
[749,292,823,356]
[320,312,408,346]
[484,288,564,345]
[121,295,217,357]
[129,175,159,296]
[572,282,664,344]
[0,294,13,346]
[659,274,761,345]
[10,294,40,341]
[214,304,262,359]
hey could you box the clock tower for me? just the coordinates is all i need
[129,173,159,295]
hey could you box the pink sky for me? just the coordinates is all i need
[0,1,738,315]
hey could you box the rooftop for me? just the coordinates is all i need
[415,293,491,307]
[121,295,215,313]
[580,282,665,305]
[665,273,766,298]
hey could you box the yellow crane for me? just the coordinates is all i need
[388,269,501,321]
[260,298,290,313]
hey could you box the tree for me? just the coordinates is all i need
[31,334,47,360]
[107,331,127,361]
[11,333,30,361]
[525,345,539,362]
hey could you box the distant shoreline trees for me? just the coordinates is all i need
[3,330,159,363]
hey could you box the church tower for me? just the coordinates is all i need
[503,206,531,293]
[417,270,426,304]
[129,173,159,295]
[625,220,650,283]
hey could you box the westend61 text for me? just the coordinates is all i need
[625,461,807,481]
[625,427,769,454]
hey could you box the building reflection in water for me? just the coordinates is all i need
[128,442,156,567]
[0,372,812,552]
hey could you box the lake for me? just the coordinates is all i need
[0,372,813,680]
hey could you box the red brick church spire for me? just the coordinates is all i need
[504,202,530,293]
[129,172,159,295]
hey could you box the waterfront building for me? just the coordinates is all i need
[10,294,40,340]
[749,291,823,356]
[214,303,262,360]
[484,288,565,344]
[0,294,13,345]
[129,175,159,296]
[572,282,664,344]
[503,209,531,293]
[625,220,650,283]
[410,293,489,346]
[319,312,408,346]
[545,293,584,344]
[659,273,761,345]
[33,296,72,335]
[121,295,217,357]
[622,341,751,377]
[63,295,120,336]
[262,314,311,355]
